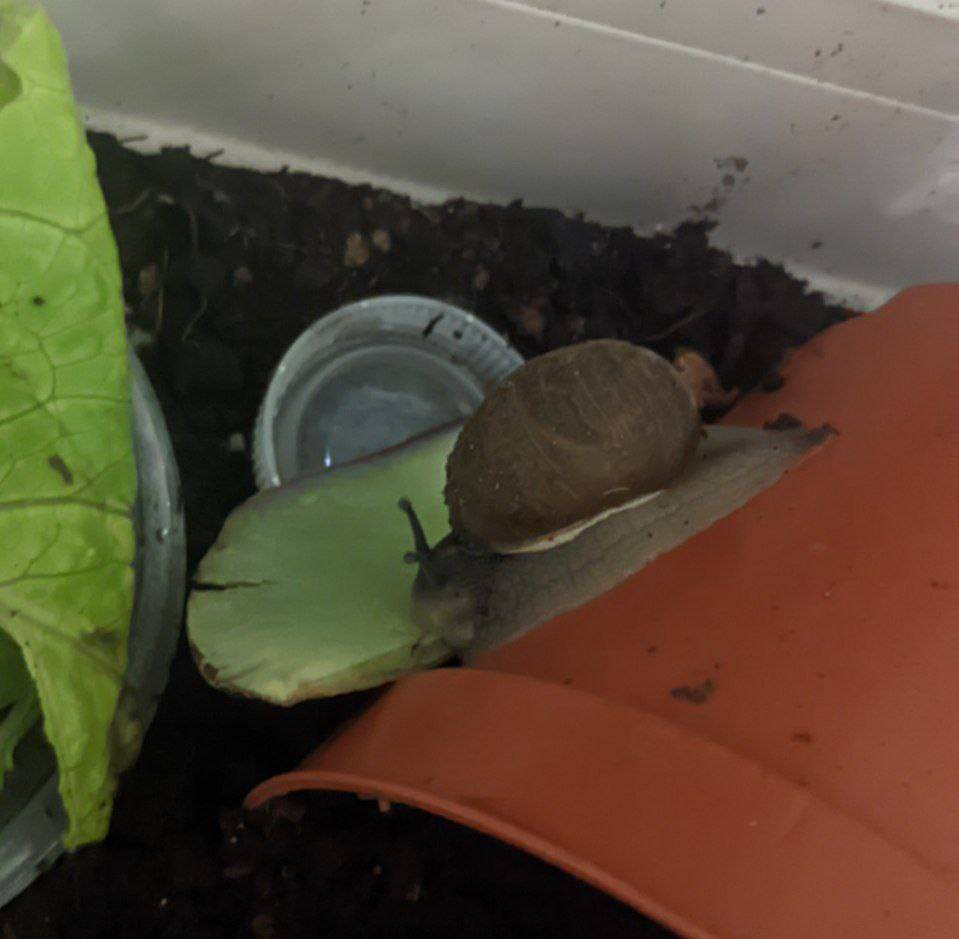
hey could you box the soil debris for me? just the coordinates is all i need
[343,232,370,267]
[670,678,716,705]
[673,346,738,410]
[763,411,804,430]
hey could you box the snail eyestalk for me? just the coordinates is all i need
[398,498,439,586]
[398,497,492,650]
[398,498,430,554]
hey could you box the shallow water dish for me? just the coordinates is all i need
[0,351,187,909]
[252,295,524,489]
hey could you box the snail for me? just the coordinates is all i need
[400,339,832,657]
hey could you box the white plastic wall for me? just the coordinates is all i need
[44,0,959,309]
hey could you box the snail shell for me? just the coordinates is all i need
[444,339,701,553]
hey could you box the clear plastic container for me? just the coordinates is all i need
[253,295,523,489]
[0,350,187,909]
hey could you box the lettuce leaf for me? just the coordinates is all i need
[0,3,136,847]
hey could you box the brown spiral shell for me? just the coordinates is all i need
[444,339,701,552]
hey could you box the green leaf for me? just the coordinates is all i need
[187,429,459,704]
[0,3,136,848]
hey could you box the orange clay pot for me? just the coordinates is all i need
[247,285,959,938]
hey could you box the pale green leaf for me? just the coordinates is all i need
[187,429,459,704]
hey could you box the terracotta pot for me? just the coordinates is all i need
[247,285,959,938]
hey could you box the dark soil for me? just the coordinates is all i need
[1,132,853,938]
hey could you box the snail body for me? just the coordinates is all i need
[400,340,833,656]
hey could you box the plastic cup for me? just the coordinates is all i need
[0,350,187,909]
[252,295,523,489]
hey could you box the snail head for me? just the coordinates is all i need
[397,497,494,649]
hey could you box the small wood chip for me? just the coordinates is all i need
[473,265,490,291]
[672,347,737,409]
[233,265,254,286]
[138,262,160,298]
[343,232,370,267]
[514,302,545,339]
